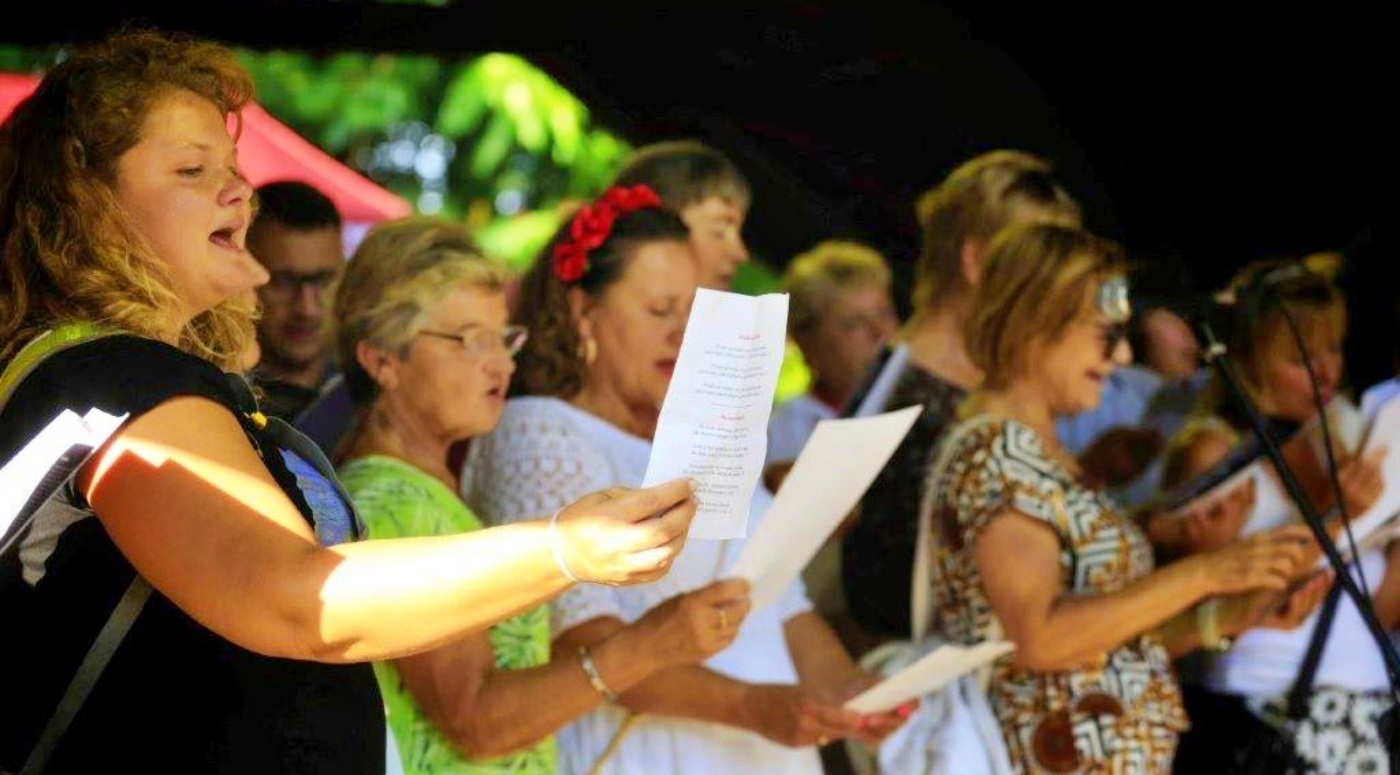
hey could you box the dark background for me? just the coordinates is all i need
[2,1,1387,314]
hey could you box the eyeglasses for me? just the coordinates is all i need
[261,270,340,301]
[417,325,529,359]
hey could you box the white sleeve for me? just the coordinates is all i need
[776,573,815,624]
[460,401,626,633]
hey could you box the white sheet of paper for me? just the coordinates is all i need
[643,288,788,539]
[845,641,1015,714]
[730,405,921,610]
[1,407,126,536]
[1333,393,1400,556]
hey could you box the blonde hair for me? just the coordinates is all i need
[783,240,892,333]
[965,223,1126,389]
[1202,254,1348,426]
[331,216,508,406]
[0,28,256,369]
[912,150,1081,313]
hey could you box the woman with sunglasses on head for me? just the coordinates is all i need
[332,217,749,775]
[0,30,700,774]
[917,224,1323,774]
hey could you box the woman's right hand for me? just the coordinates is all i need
[554,477,697,586]
[1220,570,1334,636]
[1189,523,1316,596]
[630,578,752,667]
[1336,446,1386,520]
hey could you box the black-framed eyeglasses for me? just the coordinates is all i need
[417,325,529,359]
[262,269,340,301]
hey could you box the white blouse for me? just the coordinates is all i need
[462,396,821,775]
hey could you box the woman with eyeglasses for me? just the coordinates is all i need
[917,223,1323,774]
[331,216,749,775]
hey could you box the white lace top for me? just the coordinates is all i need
[462,396,820,775]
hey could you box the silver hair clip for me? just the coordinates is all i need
[1096,275,1131,324]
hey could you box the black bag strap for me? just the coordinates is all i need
[1,323,148,775]
[1283,578,1345,721]
[224,373,366,541]
[18,575,151,775]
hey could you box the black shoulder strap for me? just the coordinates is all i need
[1284,579,1345,721]
[0,324,155,775]
[224,373,366,542]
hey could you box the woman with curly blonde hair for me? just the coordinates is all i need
[0,28,699,774]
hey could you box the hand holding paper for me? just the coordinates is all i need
[643,288,788,539]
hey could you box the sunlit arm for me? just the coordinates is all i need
[81,396,574,663]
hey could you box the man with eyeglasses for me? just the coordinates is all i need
[247,180,346,421]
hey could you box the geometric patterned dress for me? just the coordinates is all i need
[921,417,1188,774]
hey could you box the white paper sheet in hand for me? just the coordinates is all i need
[730,405,922,610]
[1332,393,1400,561]
[845,641,1015,715]
[643,288,788,539]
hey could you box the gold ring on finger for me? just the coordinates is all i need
[718,609,730,630]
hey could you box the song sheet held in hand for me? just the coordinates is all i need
[1,407,126,541]
[1161,393,1400,564]
[845,641,1016,714]
[730,405,921,610]
[642,288,788,539]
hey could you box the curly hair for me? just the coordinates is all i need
[511,203,690,399]
[0,27,256,368]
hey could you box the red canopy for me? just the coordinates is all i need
[0,72,411,224]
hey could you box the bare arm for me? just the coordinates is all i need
[553,614,854,748]
[399,579,751,760]
[79,397,695,663]
[1372,541,1400,630]
[973,509,1311,671]
[784,610,909,744]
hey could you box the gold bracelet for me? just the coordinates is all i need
[578,646,618,703]
[1195,598,1234,652]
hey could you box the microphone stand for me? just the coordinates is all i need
[1195,317,1400,693]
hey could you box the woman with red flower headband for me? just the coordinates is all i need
[461,185,908,774]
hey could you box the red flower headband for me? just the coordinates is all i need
[552,184,665,283]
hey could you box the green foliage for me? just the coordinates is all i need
[236,48,628,237]
[472,209,565,272]
[0,45,64,74]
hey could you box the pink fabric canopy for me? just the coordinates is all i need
[0,71,411,224]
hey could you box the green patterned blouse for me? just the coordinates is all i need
[338,455,556,775]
